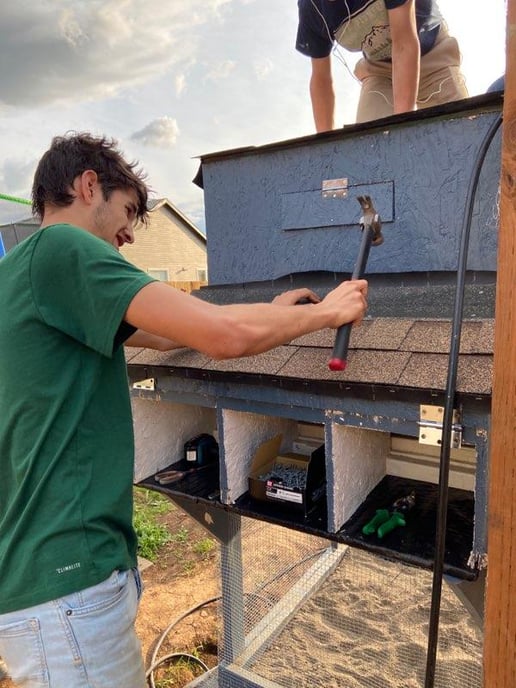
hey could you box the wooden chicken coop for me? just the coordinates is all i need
[124,75,516,686]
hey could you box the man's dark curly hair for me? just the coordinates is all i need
[32,132,149,223]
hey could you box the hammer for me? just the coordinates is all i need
[328,195,383,371]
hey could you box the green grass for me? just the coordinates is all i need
[171,525,190,544]
[152,644,216,687]
[133,487,219,571]
[193,537,216,559]
[133,487,174,561]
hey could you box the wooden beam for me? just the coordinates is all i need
[484,2,516,686]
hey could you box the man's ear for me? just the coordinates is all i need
[73,170,99,205]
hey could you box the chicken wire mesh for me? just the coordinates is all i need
[216,516,483,688]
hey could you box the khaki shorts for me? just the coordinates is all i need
[353,25,469,123]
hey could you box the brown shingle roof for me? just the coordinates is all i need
[126,317,494,396]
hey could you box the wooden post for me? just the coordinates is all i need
[483,2,516,686]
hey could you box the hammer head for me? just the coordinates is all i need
[357,195,383,246]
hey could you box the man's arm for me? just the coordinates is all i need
[125,288,322,351]
[125,330,183,351]
[310,56,336,132]
[124,280,367,360]
[388,0,420,115]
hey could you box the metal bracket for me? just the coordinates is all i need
[132,378,155,391]
[322,177,348,199]
[418,404,462,449]
[165,493,238,544]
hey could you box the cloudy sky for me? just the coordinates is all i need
[0,0,506,231]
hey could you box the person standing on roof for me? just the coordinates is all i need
[296,0,468,130]
[0,131,368,687]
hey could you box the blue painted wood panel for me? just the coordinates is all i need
[201,107,501,284]
[281,181,394,230]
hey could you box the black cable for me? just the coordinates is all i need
[424,112,502,688]
[146,596,220,688]
[146,546,328,687]
[146,652,209,680]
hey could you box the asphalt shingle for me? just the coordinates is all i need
[126,279,495,397]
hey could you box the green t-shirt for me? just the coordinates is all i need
[0,224,156,614]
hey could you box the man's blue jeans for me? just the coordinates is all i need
[0,569,145,687]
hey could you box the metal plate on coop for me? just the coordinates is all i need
[281,180,394,230]
[418,404,462,449]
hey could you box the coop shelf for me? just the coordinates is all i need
[138,467,476,581]
[138,459,221,502]
[336,475,476,580]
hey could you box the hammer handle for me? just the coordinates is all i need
[328,226,375,371]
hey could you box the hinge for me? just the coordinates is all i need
[418,404,462,449]
[322,177,348,198]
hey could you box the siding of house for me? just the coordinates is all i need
[120,203,207,282]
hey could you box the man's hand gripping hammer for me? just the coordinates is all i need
[328,195,384,371]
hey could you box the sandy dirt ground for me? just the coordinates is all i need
[135,506,221,685]
[1,506,484,688]
[254,547,483,688]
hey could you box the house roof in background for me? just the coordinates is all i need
[0,215,40,252]
[0,215,39,230]
[0,197,206,252]
[147,197,206,244]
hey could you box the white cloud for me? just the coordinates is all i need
[206,60,236,82]
[175,74,187,97]
[0,157,35,198]
[130,117,180,148]
[0,0,507,236]
[0,1,236,107]
[253,58,274,81]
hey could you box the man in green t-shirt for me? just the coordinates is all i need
[0,132,368,687]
